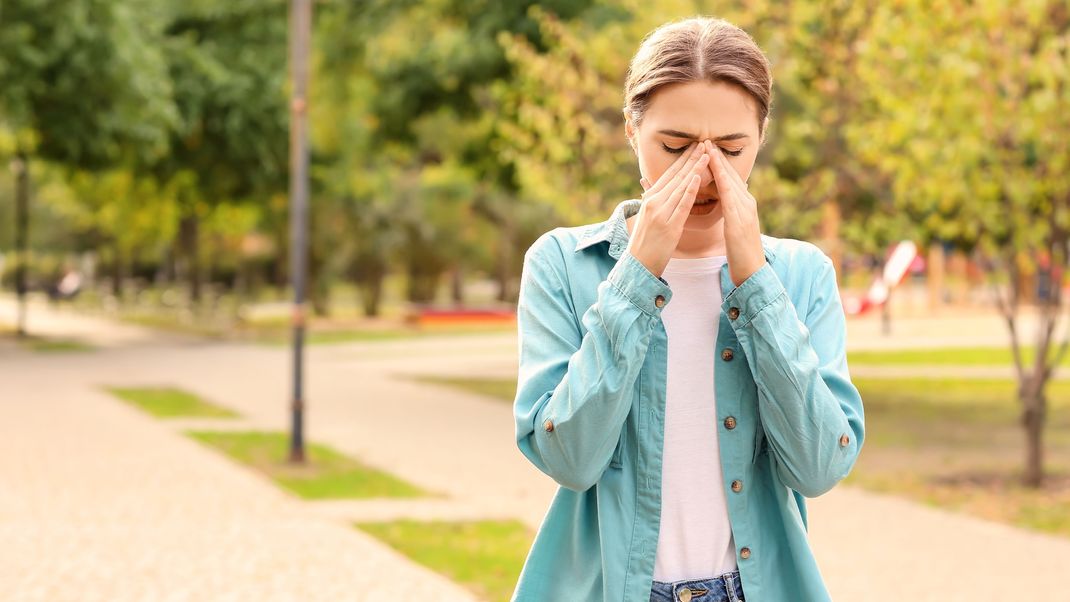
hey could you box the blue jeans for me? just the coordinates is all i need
[649,569,746,602]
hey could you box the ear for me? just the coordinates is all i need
[623,109,637,153]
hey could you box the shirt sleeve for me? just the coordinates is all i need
[722,250,865,497]
[513,235,672,492]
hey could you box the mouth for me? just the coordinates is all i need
[693,196,718,206]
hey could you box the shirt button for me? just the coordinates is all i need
[655,294,666,308]
[721,348,734,361]
[728,307,741,320]
[740,547,751,559]
[724,416,737,430]
[731,479,743,493]
[544,419,554,433]
[840,433,850,447]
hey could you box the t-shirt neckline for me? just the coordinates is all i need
[662,255,728,274]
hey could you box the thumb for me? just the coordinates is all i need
[639,177,650,191]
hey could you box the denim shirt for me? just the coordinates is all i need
[511,198,865,602]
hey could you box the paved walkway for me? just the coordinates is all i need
[3,300,1070,600]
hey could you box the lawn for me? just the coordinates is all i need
[186,430,436,500]
[1,325,94,353]
[414,373,1070,539]
[356,519,534,602]
[847,345,1070,367]
[107,386,240,418]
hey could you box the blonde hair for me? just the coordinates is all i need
[623,16,773,146]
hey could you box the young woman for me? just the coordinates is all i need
[511,16,865,602]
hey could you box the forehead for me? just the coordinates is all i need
[643,80,759,137]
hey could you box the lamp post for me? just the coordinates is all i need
[288,0,311,463]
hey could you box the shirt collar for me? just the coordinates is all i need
[574,198,778,263]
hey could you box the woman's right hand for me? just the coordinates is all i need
[626,141,710,279]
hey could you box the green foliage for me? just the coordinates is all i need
[0,0,177,165]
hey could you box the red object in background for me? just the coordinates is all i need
[843,240,919,316]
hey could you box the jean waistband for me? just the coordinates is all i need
[649,569,745,602]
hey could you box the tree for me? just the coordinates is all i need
[152,0,289,305]
[854,0,1070,486]
[0,0,176,333]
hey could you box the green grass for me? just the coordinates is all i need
[1,326,95,353]
[356,519,534,602]
[407,375,517,403]
[844,376,1070,538]
[185,430,435,500]
[22,336,94,353]
[848,345,1070,367]
[107,386,240,418]
[415,372,1070,539]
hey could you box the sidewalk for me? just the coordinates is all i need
[0,351,478,602]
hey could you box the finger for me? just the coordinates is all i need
[706,145,743,212]
[668,173,701,224]
[707,140,748,197]
[640,177,650,191]
[665,151,707,218]
[665,151,709,212]
[646,142,701,197]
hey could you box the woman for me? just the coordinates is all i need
[511,15,865,602]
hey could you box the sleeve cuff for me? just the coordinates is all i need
[607,249,673,317]
[722,261,787,327]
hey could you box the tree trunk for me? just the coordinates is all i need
[14,151,29,337]
[496,218,514,303]
[1020,378,1046,488]
[927,242,945,312]
[180,214,202,305]
[111,245,125,299]
[881,289,892,335]
[360,270,384,317]
[450,265,464,305]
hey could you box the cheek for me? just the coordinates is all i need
[724,152,756,183]
[637,146,676,184]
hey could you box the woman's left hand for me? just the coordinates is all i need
[705,139,766,287]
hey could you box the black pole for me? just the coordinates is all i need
[288,0,311,463]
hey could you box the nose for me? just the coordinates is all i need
[699,146,718,193]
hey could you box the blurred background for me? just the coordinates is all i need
[1,0,1068,600]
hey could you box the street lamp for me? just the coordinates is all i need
[288,0,311,463]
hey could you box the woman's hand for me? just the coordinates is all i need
[705,139,765,287]
[626,141,710,279]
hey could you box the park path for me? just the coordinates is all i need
[0,340,479,601]
[3,298,1070,600]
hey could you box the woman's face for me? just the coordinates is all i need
[625,80,762,229]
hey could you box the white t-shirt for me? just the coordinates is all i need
[652,254,738,582]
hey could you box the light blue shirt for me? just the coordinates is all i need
[511,198,865,601]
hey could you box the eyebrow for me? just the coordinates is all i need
[656,129,749,142]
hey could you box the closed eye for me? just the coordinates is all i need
[661,142,742,156]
